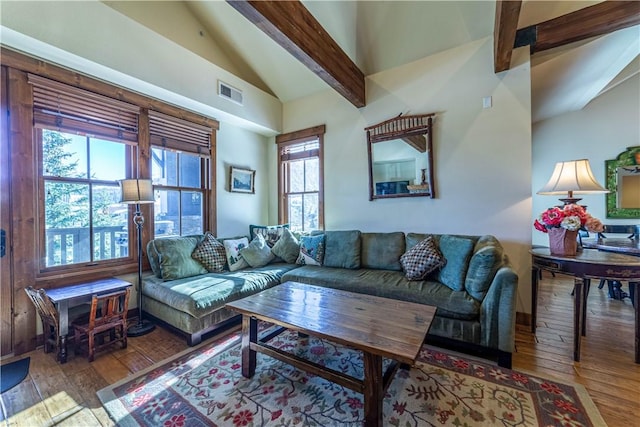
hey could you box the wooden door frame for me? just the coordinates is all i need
[1,65,14,355]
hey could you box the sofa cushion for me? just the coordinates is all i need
[223,237,250,272]
[281,266,479,320]
[271,228,300,264]
[154,236,208,281]
[191,232,227,273]
[436,235,475,291]
[249,224,289,247]
[400,236,446,280]
[239,234,275,268]
[361,232,405,271]
[323,230,361,269]
[296,234,326,266]
[143,264,300,318]
[464,236,504,301]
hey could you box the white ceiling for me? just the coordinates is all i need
[99,1,640,123]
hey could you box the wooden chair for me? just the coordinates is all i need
[72,288,131,362]
[24,286,61,357]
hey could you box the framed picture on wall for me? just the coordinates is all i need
[230,166,255,194]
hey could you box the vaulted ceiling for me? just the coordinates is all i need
[106,1,640,123]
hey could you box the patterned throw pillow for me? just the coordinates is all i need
[249,224,289,247]
[296,234,326,266]
[400,235,447,281]
[223,237,250,272]
[239,234,275,268]
[191,232,227,272]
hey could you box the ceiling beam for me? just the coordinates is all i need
[227,0,365,108]
[493,0,522,73]
[515,1,640,54]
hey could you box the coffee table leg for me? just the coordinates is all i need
[363,352,383,426]
[241,315,257,378]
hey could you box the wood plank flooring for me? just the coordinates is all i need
[1,272,639,426]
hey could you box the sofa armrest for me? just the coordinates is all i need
[479,261,519,353]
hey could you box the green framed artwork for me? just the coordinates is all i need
[606,146,640,218]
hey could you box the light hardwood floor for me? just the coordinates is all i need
[1,272,639,426]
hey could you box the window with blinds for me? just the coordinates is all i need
[276,126,325,231]
[28,75,139,270]
[149,111,213,237]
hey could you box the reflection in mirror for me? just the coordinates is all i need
[366,113,435,201]
[606,145,640,218]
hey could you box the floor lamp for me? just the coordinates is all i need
[119,178,156,337]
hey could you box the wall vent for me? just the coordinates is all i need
[218,81,243,106]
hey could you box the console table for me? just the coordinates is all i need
[530,248,640,363]
[45,277,131,363]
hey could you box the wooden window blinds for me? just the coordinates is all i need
[27,74,140,142]
[149,110,212,157]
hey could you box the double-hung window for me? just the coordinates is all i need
[276,125,325,232]
[30,74,140,269]
[149,111,212,237]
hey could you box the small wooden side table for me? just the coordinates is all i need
[45,277,131,363]
[530,248,640,363]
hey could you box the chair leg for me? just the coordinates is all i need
[122,325,128,349]
[598,279,605,289]
[88,332,95,362]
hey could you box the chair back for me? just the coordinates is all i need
[88,288,130,330]
[598,224,639,239]
[24,286,59,330]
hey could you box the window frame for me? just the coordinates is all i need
[35,127,137,273]
[150,147,211,237]
[276,125,325,231]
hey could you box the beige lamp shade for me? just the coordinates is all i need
[119,179,155,204]
[537,159,608,204]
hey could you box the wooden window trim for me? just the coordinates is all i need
[276,125,325,229]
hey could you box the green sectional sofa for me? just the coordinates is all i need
[142,230,518,367]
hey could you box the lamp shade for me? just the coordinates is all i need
[119,179,155,204]
[537,159,608,195]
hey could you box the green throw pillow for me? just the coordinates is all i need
[239,234,275,268]
[271,228,300,264]
[436,235,475,291]
[154,236,208,281]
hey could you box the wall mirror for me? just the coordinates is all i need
[606,145,640,218]
[365,113,435,201]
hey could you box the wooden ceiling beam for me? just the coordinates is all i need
[516,1,640,54]
[494,0,523,73]
[228,0,365,108]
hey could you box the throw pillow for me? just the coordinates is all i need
[400,236,447,280]
[296,234,326,266]
[153,236,208,281]
[436,235,476,291]
[249,224,289,247]
[239,234,275,268]
[223,237,250,272]
[191,232,227,272]
[271,227,300,264]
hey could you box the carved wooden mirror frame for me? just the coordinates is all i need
[365,113,435,201]
[606,145,640,218]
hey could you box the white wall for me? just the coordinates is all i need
[532,75,640,247]
[217,122,271,238]
[276,37,534,314]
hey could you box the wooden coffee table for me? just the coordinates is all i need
[225,281,436,426]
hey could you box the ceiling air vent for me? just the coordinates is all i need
[218,81,243,106]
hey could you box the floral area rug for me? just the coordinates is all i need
[98,327,606,427]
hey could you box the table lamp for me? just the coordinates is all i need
[537,159,608,205]
[119,178,156,336]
